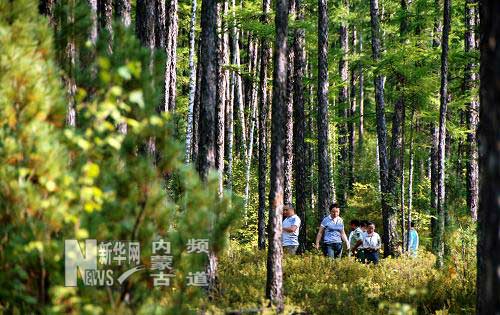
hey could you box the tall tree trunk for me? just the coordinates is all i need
[216,1,229,194]
[155,1,166,50]
[63,0,77,127]
[244,38,259,210]
[430,124,439,253]
[185,0,198,163]
[348,27,357,192]
[400,106,406,254]
[98,0,113,51]
[266,0,288,310]
[115,0,131,27]
[388,96,405,256]
[230,0,247,159]
[307,61,316,214]
[88,0,97,45]
[376,136,381,192]
[464,0,479,221]
[435,0,450,268]
[164,0,179,112]
[406,110,415,252]
[192,53,202,164]
[477,1,500,312]
[82,0,98,84]
[136,0,156,49]
[358,32,364,152]
[337,0,349,207]
[370,0,393,257]
[293,0,307,254]
[430,0,441,257]
[197,0,219,293]
[258,0,271,250]
[283,0,295,206]
[198,0,219,179]
[317,0,332,219]
[137,0,157,157]
[225,62,234,192]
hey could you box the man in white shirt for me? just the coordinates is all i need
[282,204,301,255]
[362,221,381,264]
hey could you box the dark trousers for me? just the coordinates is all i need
[365,250,379,264]
[283,245,298,255]
[324,242,343,258]
[356,249,365,263]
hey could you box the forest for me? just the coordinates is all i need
[0,0,499,313]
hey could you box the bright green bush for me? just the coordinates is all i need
[0,1,238,314]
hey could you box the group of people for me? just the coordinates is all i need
[281,203,419,265]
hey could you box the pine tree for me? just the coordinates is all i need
[369,0,394,257]
[258,0,271,250]
[317,0,332,219]
[266,0,288,309]
[477,0,500,312]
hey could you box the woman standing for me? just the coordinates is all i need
[314,203,350,258]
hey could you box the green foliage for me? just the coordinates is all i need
[0,1,238,314]
[214,247,475,314]
[0,1,74,311]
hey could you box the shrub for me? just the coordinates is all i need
[213,247,475,314]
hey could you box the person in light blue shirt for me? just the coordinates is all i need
[282,204,301,254]
[408,221,419,257]
[314,203,349,258]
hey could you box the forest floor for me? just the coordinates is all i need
[208,246,475,314]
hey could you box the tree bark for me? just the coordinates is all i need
[115,0,131,27]
[197,0,219,294]
[136,0,155,49]
[192,53,202,164]
[185,0,198,163]
[244,38,259,210]
[197,0,218,180]
[230,0,247,159]
[307,61,316,214]
[370,0,394,257]
[406,110,415,252]
[216,1,229,194]
[464,0,479,221]
[430,124,439,253]
[164,0,179,112]
[430,0,441,258]
[61,0,77,127]
[435,0,450,268]
[283,0,295,206]
[155,0,166,49]
[98,0,113,51]
[225,61,235,192]
[82,0,98,83]
[477,1,500,312]
[337,0,349,207]
[266,0,288,310]
[258,0,271,250]
[88,0,98,45]
[348,27,357,192]
[293,0,307,254]
[358,32,364,152]
[388,95,405,256]
[317,0,332,220]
